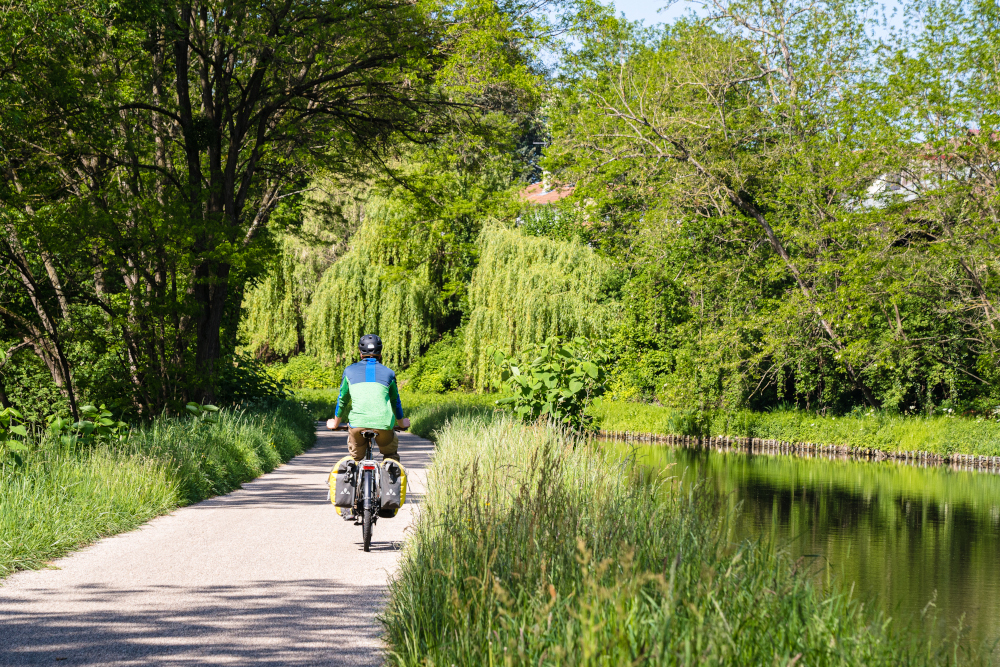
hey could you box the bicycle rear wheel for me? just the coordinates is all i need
[363,509,372,552]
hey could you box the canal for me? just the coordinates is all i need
[624,443,1000,658]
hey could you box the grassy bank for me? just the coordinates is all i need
[0,400,314,577]
[302,384,1000,456]
[382,414,964,666]
[296,388,502,439]
[592,401,1000,457]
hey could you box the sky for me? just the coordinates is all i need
[609,0,703,26]
[609,0,906,33]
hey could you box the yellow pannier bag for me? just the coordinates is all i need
[329,455,357,516]
[378,459,407,518]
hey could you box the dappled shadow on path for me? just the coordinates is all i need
[0,579,386,666]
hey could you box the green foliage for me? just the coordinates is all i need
[47,405,129,448]
[238,183,364,362]
[398,332,470,393]
[240,236,330,360]
[268,355,337,390]
[0,407,29,467]
[492,336,607,428]
[304,219,446,368]
[0,348,69,424]
[185,403,221,425]
[540,2,1000,415]
[0,0,555,414]
[217,354,292,406]
[465,226,615,389]
[0,400,315,578]
[382,415,956,665]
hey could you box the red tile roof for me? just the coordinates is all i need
[519,182,575,204]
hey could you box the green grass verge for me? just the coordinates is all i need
[591,401,1000,456]
[302,384,1000,456]
[0,400,315,578]
[382,414,968,666]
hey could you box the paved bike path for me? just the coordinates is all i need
[0,426,432,666]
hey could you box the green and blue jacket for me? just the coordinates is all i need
[335,358,405,430]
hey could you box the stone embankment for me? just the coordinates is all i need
[600,430,1000,473]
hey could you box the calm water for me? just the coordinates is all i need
[620,443,1000,656]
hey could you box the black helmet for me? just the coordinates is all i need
[359,334,383,356]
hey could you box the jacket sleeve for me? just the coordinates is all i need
[388,376,405,419]
[334,373,350,418]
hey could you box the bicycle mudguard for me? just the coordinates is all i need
[329,455,358,513]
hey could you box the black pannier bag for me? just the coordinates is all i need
[378,459,408,518]
[329,455,358,510]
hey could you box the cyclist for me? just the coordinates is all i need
[326,334,409,465]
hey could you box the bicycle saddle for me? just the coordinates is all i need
[361,429,377,438]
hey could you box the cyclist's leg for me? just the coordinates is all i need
[373,429,399,461]
[347,427,368,461]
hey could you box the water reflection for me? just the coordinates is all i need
[621,443,1000,656]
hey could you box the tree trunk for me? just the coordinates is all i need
[0,375,10,409]
[1,227,81,419]
[193,260,231,401]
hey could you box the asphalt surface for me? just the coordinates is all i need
[0,426,432,666]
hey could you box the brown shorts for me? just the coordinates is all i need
[347,427,399,462]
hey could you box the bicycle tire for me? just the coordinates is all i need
[363,508,373,552]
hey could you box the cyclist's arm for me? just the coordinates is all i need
[389,377,409,429]
[327,373,351,430]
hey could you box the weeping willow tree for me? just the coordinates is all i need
[240,237,328,358]
[239,178,368,359]
[304,216,445,367]
[465,226,615,389]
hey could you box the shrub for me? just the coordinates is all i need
[492,336,607,429]
[398,332,469,393]
[269,354,337,389]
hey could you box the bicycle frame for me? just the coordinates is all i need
[335,424,404,552]
[354,430,381,551]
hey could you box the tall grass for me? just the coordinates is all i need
[0,401,315,577]
[382,414,971,666]
[592,401,1000,456]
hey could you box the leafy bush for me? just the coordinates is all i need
[492,336,607,428]
[47,404,129,448]
[398,332,468,393]
[268,354,337,389]
[217,353,292,404]
[0,407,29,467]
[184,402,221,425]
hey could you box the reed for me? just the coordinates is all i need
[381,414,973,666]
